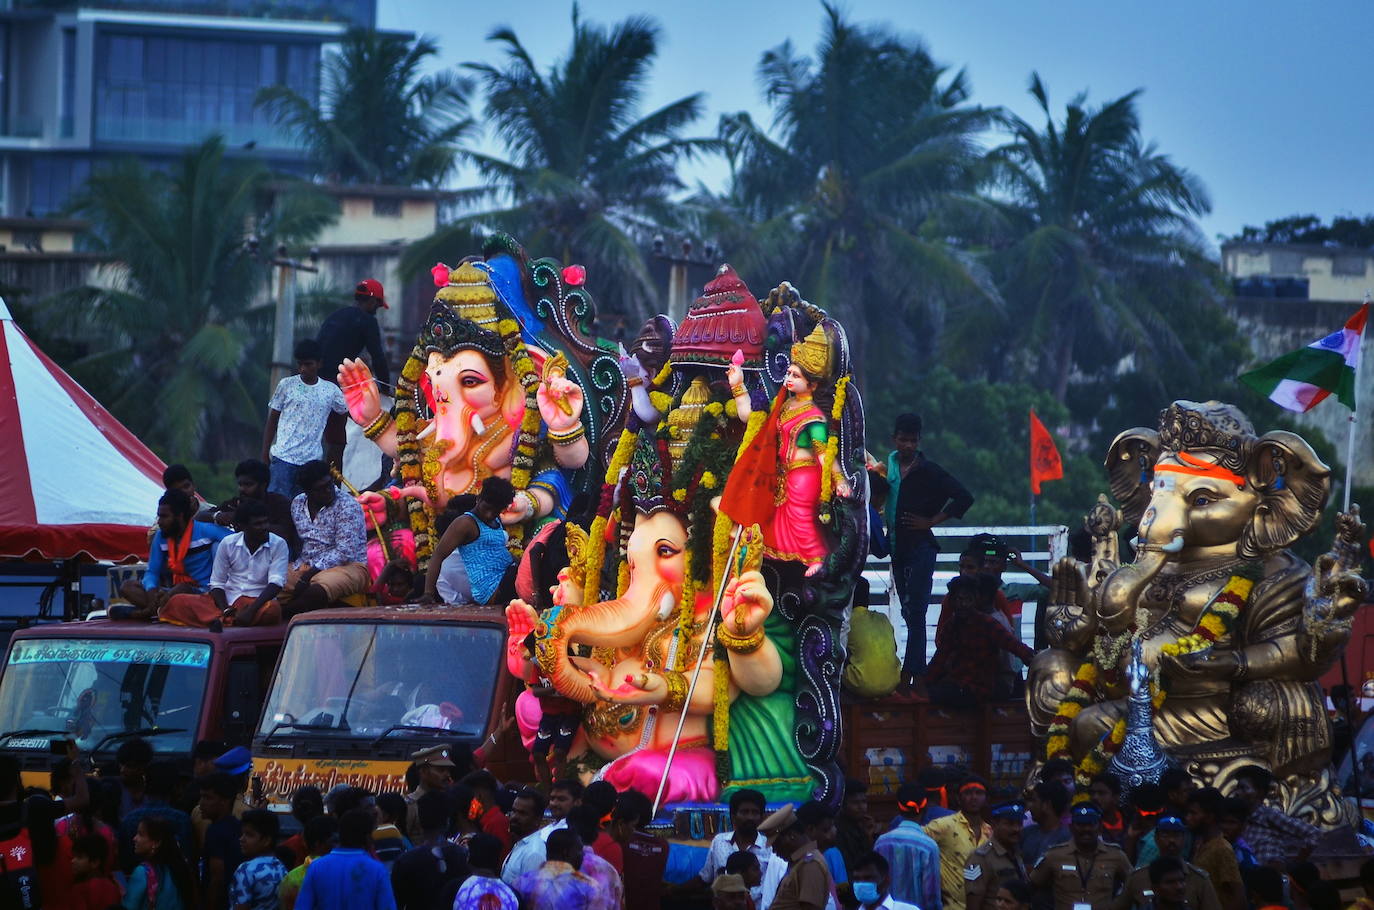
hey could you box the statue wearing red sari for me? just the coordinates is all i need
[726,325,848,575]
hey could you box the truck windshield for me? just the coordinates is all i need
[0,638,210,754]
[259,622,502,740]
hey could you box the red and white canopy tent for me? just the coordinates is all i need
[0,297,165,563]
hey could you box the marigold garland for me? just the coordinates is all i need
[820,375,850,504]
[1049,567,1259,783]
[713,651,731,764]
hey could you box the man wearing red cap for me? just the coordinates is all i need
[316,279,393,470]
[317,278,393,394]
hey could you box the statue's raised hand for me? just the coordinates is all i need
[537,375,585,433]
[722,570,773,638]
[338,357,381,426]
[1045,557,1095,651]
[1307,503,1369,624]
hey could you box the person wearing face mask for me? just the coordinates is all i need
[847,852,920,910]
[964,802,1029,910]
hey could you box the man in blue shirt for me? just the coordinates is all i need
[875,782,943,910]
[297,808,396,910]
[117,488,230,620]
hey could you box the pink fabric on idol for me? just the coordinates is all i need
[601,746,718,802]
[515,688,541,752]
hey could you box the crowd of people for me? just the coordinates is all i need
[5,733,1369,910]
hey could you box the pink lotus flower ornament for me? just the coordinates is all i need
[563,264,587,286]
[431,263,451,287]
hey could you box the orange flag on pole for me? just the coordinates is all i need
[1029,408,1063,495]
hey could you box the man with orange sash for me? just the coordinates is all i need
[117,488,231,620]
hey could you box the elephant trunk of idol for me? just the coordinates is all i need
[1097,517,1184,636]
[541,580,679,705]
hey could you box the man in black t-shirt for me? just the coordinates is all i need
[198,772,242,910]
[883,412,974,690]
[317,278,393,475]
[392,790,468,910]
[318,278,392,390]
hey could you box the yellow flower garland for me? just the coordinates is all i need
[820,376,850,503]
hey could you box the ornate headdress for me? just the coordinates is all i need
[1157,400,1254,474]
[670,264,767,369]
[790,324,832,380]
[420,261,505,360]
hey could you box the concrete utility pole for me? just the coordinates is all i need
[652,235,718,323]
[256,238,319,393]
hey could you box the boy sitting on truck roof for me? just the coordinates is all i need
[160,498,289,628]
[118,488,232,621]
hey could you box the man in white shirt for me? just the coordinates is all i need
[160,498,289,627]
[694,789,786,909]
[502,787,566,886]
[850,852,920,910]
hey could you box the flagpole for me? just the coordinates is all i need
[1344,293,1369,513]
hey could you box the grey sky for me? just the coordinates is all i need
[378,0,1374,247]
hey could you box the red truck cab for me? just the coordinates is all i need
[251,603,521,811]
[0,618,285,788]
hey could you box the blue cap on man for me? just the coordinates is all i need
[215,745,253,776]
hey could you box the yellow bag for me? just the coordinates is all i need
[843,606,901,698]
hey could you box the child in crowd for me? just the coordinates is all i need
[279,815,338,910]
[262,338,349,499]
[373,793,412,867]
[725,850,764,910]
[232,809,289,910]
[128,815,195,910]
[71,833,121,910]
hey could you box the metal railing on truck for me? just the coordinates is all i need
[861,524,1069,663]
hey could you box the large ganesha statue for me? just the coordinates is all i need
[1029,399,1367,824]
[339,235,628,565]
[507,266,868,804]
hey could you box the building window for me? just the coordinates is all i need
[372,197,402,217]
[1267,251,1303,275]
[1333,255,1367,277]
[61,29,76,138]
[93,31,320,149]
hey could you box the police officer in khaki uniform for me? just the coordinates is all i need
[1113,816,1221,910]
[965,801,1030,910]
[405,744,456,840]
[1030,804,1131,910]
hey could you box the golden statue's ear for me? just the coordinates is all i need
[1104,428,1161,530]
[1239,431,1331,557]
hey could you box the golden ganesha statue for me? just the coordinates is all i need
[1028,399,1367,824]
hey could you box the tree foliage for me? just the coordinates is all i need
[982,75,1216,403]
[257,29,476,187]
[401,7,715,321]
[1232,213,1374,248]
[40,137,337,464]
[699,3,997,377]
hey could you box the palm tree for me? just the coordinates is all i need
[699,4,997,379]
[400,7,715,322]
[985,74,1216,403]
[257,29,475,187]
[43,137,337,463]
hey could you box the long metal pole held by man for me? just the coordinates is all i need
[651,523,746,817]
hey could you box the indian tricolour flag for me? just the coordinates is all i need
[1239,303,1368,413]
